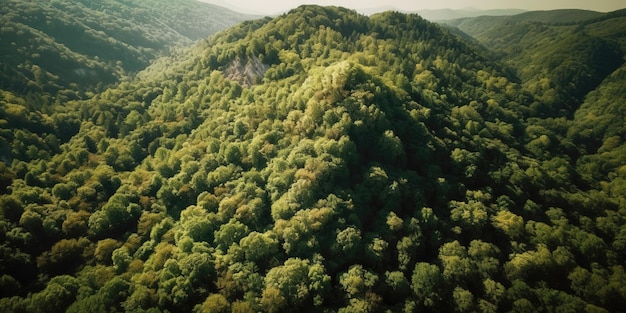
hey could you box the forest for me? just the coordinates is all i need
[1,2,626,312]
[0,0,252,100]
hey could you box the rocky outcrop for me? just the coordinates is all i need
[223,56,268,87]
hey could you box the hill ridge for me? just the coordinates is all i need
[1,5,625,313]
[0,0,253,101]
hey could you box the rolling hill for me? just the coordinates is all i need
[0,0,254,100]
[443,9,626,117]
[1,4,625,313]
[416,8,527,21]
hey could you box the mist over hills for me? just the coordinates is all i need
[415,8,528,21]
[1,3,626,312]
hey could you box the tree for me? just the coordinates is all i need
[239,231,279,264]
[439,241,473,283]
[112,246,132,273]
[88,191,141,238]
[332,226,362,261]
[453,287,475,313]
[467,240,500,279]
[505,244,553,281]
[260,287,286,313]
[339,264,378,297]
[94,238,121,265]
[263,258,330,308]
[37,238,90,274]
[449,199,489,234]
[178,205,216,243]
[384,270,410,303]
[62,210,90,237]
[197,293,229,313]
[28,275,80,313]
[123,284,158,311]
[0,195,23,223]
[492,210,525,240]
[411,262,443,308]
[275,206,335,256]
[214,220,249,252]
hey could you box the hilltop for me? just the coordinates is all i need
[1,5,625,313]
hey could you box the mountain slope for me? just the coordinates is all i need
[443,9,626,117]
[417,8,527,21]
[1,5,625,313]
[444,9,604,29]
[0,0,253,100]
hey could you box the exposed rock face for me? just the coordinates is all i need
[223,56,268,86]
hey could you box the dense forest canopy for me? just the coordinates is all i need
[0,0,253,101]
[1,3,626,313]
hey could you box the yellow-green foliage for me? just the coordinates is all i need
[1,4,626,313]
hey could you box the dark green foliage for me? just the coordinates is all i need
[0,0,253,99]
[0,0,252,171]
[1,4,626,313]
[443,10,625,118]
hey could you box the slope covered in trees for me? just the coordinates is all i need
[1,5,626,313]
[415,8,527,22]
[0,0,253,100]
[0,0,253,193]
[443,9,626,117]
[445,12,626,270]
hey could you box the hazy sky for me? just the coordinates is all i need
[200,0,625,15]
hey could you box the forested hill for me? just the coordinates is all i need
[443,8,626,117]
[0,0,253,101]
[416,8,528,21]
[1,5,626,313]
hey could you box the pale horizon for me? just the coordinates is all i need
[199,0,625,15]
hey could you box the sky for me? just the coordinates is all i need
[200,0,625,15]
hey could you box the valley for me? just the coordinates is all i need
[1,2,625,312]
